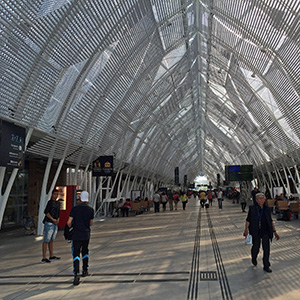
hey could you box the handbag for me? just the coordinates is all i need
[64,224,73,241]
[245,234,252,245]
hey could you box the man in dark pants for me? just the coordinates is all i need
[243,193,280,273]
[67,191,94,285]
[153,191,161,213]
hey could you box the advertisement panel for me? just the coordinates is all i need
[131,190,141,202]
[56,186,67,210]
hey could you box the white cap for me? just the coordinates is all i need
[80,191,89,202]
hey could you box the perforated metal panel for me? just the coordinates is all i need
[0,0,299,182]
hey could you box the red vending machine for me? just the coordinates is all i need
[56,185,80,228]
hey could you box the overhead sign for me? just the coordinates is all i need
[92,156,113,176]
[225,165,253,181]
[0,120,25,169]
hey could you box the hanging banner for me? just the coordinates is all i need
[175,167,179,185]
[0,120,25,169]
[92,156,113,176]
[184,175,187,186]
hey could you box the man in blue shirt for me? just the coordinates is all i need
[67,191,94,285]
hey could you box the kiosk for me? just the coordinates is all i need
[56,185,81,228]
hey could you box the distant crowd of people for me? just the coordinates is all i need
[152,190,188,212]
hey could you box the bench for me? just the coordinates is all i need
[276,201,291,221]
[276,201,289,211]
[140,200,150,212]
[266,199,275,208]
[129,202,142,215]
[289,203,299,219]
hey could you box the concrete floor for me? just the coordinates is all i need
[1,198,300,300]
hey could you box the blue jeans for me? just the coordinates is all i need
[43,222,58,242]
[218,198,223,209]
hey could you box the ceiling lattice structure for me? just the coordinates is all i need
[0,0,299,183]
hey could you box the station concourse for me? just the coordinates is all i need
[0,0,300,299]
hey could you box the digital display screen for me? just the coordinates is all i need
[225,165,253,182]
[229,173,241,181]
[240,173,253,181]
[240,165,253,173]
[228,165,240,173]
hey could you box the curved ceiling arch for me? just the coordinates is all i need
[0,0,299,184]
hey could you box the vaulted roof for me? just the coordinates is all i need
[0,0,299,183]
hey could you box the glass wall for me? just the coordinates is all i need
[2,165,28,229]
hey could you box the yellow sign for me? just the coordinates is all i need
[104,162,111,168]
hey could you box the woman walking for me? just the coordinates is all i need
[180,192,188,210]
[240,188,248,212]
[173,192,180,210]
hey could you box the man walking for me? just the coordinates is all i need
[243,193,280,273]
[153,191,161,213]
[167,189,174,211]
[41,189,61,263]
[217,188,223,209]
[67,191,94,285]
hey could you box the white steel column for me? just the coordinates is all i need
[120,170,131,198]
[281,162,291,195]
[129,173,138,192]
[91,176,103,211]
[272,162,280,186]
[286,167,300,195]
[274,166,288,194]
[72,149,84,185]
[259,168,271,193]
[79,151,94,190]
[37,142,69,235]
[88,170,92,198]
[294,165,300,194]
[116,171,123,199]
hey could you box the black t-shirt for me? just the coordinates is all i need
[69,204,94,240]
[44,200,60,223]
